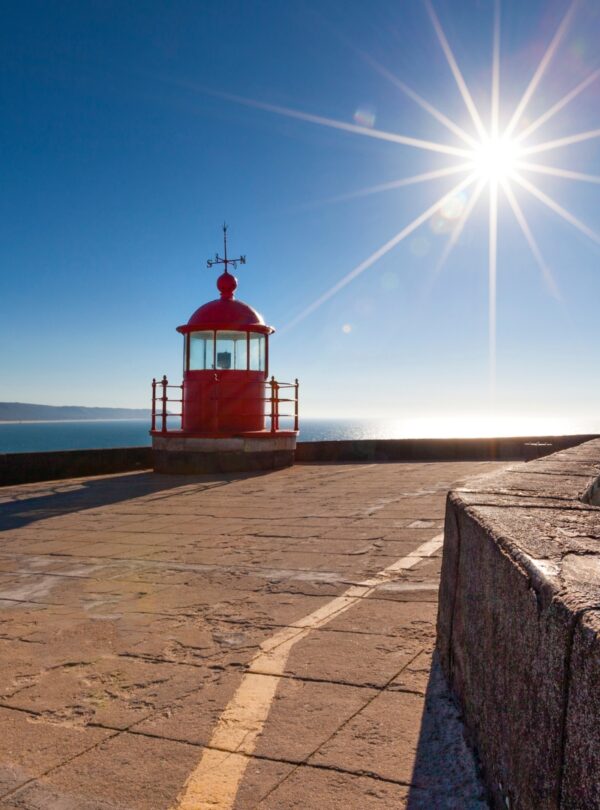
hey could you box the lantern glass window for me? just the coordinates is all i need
[189,331,215,370]
[249,333,266,371]
[216,331,247,370]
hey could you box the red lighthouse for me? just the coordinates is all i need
[151,226,299,473]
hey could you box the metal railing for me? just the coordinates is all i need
[151,376,183,433]
[151,375,299,434]
[267,377,299,432]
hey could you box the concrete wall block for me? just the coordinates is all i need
[152,436,244,452]
[243,436,297,453]
[447,505,572,809]
[562,610,600,809]
[0,447,153,486]
[294,435,599,464]
[436,494,462,674]
[437,438,600,810]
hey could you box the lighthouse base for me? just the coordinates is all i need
[151,432,297,475]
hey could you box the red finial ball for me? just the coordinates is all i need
[217,271,237,299]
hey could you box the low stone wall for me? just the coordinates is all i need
[295,434,598,463]
[1,434,598,486]
[437,437,600,809]
[0,447,153,486]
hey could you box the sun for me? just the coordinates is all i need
[223,0,600,386]
[471,135,521,183]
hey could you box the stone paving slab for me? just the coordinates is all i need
[281,627,422,689]
[0,460,504,808]
[253,767,410,809]
[308,689,426,782]
[3,732,202,810]
[0,706,113,797]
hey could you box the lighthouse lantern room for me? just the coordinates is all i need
[150,227,299,474]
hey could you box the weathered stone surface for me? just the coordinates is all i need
[308,659,488,806]
[281,628,422,688]
[252,678,376,762]
[129,669,244,745]
[437,437,600,810]
[4,656,209,729]
[325,599,437,638]
[389,648,434,695]
[308,689,426,782]
[0,460,502,808]
[231,756,297,808]
[562,609,600,809]
[3,732,201,809]
[0,706,112,797]
[254,767,410,809]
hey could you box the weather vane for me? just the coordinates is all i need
[207,223,246,274]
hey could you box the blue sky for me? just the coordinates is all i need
[3,0,600,432]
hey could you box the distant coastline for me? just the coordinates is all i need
[1,418,149,425]
[0,402,151,422]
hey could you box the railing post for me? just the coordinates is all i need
[161,375,168,433]
[270,376,276,433]
[180,382,185,430]
[294,378,299,432]
[151,378,157,432]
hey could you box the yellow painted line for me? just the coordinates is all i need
[173,532,444,810]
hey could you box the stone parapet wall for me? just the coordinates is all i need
[295,435,599,463]
[437,438,600,809]
[0,447,153,486]
[1,434,599,486]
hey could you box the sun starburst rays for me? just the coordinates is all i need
[490,0,500,139]
[515,68,600,144]
[354,48,480,150]
[281,171,478,333]
[511,172,600,246]
[210,89,473,159]
[286,1,597,390]
[424,0,487,140]
[214,3,599,390]
[427,178,486,291]
[503,2,577,139]
[501,180,560,300]
[515,161,600,185]
[302,163,474,209]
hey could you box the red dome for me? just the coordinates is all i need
[176,271,274,335]
[177,298,272,334]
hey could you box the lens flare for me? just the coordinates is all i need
[353,106,376,128]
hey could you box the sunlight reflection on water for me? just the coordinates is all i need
[298,415,600,441]
[0,415,598,453]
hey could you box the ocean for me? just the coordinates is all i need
[0,418,405,454]
[1,415,596,454]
